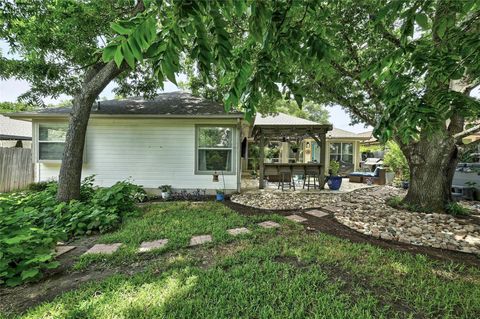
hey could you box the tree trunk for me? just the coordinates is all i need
[399,132,459,212]
[56,61,126,202]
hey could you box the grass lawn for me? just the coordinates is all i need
[3,202,480,318]
[74,202,284,270]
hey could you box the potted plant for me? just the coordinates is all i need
[327,160,342,190]
[384,165,395,184]
[401,168,410,189]
[159,185,172,200]
[290,142,300,153]
[266,146,279,163]
[216,189,225,201]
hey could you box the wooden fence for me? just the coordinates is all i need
[0,148,33,193]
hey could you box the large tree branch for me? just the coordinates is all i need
[458,137,480,154]
[454,124,480,141]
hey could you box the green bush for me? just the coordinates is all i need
[329,160,340,176]
[386,196,403,208]
[0,206,63,286]
[27,180,56,192]
[445,202,471,216]
[383,141,409,181]
[0,177,146,286]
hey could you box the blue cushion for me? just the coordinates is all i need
[350,172,375,177]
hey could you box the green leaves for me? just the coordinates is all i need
[415,13,429,30]
[104,15,157,69]
[0,177,145,287]
[435,18,447,39]
[114,46,123,68]
[249,1,271,42]
[110,22,132,35]
[224,59,253,111]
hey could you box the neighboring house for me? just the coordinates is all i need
[0,114,32,148]
[7,92,243,193]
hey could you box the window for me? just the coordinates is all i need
[196,126,234,173]
[329,142,353,163]
[38,123,67,161]
[330,142,354,174]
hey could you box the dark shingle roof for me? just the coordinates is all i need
[8,92,243,118]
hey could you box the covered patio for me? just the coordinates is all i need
[250,113,333,190]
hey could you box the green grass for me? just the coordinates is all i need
[5,202,480,318]
[74,202,286,269]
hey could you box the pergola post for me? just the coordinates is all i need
[245,138,249,171]
[319,132,327,189]
[258,131,265,189]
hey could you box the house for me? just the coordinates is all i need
[0,114,32,148]
[7,92,244,193]
[7,93,369,193]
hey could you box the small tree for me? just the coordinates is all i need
[383,141,409,181]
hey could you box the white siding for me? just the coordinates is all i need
[34,118,241,191]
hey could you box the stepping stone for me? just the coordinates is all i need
[322,205,341,213]
[84,243,122,255]
[227,227,251,236]
[285,215,308,223]
[189,235,212,246]
[305,210,329,218]
[138,239,168,253]
[55,245,76,257]
[258,221,281,229]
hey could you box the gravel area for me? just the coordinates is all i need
[232,186,480,255]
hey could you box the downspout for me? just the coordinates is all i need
[236,118,241,193]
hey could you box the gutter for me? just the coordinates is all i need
[6,113,244,121]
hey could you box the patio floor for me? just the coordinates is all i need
[241,175,373,193]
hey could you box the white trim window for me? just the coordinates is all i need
[38,123,67,161]
[329,142,353,164]
[196,126,234,174]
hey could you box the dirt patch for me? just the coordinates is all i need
[224,200,480,268]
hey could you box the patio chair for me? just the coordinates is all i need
[303,166,321,190]
[278,166,295,191]
[349,167,386,185]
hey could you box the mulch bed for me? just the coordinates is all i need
[224,200,480,267]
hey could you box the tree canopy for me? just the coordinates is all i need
[1,0,479,210]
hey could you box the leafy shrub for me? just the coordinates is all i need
[27,180,56,192]
[80,175,96,200]
[384,141,409,181]
[329,160,340,176]
[386,196,403,208]
[0,207,63,286]
[445,202,471,216]
[159,185,172,192]
[0,177,146,286]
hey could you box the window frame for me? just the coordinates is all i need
[35,122,86,163]
[329,142,354,164]
[195,125,236,175]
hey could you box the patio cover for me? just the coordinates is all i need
[252,113,333,188]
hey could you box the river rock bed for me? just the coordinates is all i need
[231,190,342,210]
[232,186,480,255]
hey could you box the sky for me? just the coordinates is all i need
[0,41,370,133]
